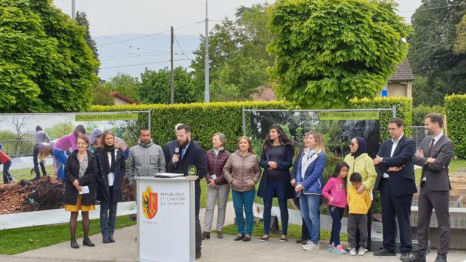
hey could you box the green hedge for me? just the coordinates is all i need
[413,105,445,126]
[351,97,413,139]
[445,95,466,159]
[91,97,412,150]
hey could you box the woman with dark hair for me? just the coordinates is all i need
[257,125,295,242]
[343,136,377,252]
[33,125,50,180]
[53,125,86,180]
[93,130,126,243]
[64,136,96,249]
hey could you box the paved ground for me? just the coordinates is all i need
[1,203,466,262]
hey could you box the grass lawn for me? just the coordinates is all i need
[222,220,348,242]
[415,159,466,187]
[0,215,136,255]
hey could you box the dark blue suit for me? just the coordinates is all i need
[374,135,417,253]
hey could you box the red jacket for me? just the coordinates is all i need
[0,150,10,164]
[205,149,230,185]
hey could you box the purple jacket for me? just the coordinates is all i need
[53,134,77,151]
[205,149,230,185]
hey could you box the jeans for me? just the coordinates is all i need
[299,194,321,244]
[232,190,255,235]
[293,197,310,241]
[2,160,13,184]
[100,187,118,238]
[263,180,289,235]
[204,183,230,232]
[52,148,67,180]
[329,206,345,246]
[33,145,47,179]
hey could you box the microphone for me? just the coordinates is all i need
[173,147,180,166]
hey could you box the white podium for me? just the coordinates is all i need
[136,176,196,262]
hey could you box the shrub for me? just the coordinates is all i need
[412,105,445,126]
[445,95,466,159]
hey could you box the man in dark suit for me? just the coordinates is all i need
[410,113,454,262]
[163,124,207,260]
[373,118,417,261]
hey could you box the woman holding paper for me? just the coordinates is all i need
[64,136,96,249]
[94,130,126,244]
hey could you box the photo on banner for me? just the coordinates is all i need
[0,111,149,216]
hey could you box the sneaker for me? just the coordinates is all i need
[328,243,335,250]
[303,242,320,251]
[358,247,366,256]
[349,248,357,256]
[332,244,347,254]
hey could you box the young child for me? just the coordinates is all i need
[322,162,349,254]
[0,149,14,184]
[347,172,371,256]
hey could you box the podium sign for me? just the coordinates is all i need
[136,176,195,262]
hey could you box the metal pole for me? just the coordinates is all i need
[170,26,175,104]
[148,110,152,133]
[72,0,76,19]
[204,0,210,102]
[242,108,246,136]
[392,105,397,118]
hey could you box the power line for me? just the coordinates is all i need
[398,2,466,14]
[174,36,195,60]
[100,59,191,70]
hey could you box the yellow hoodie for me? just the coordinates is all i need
[343,153,377,192]
[347,185,372,215]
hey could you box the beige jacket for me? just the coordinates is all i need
[224,151,260,192]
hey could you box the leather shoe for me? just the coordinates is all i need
[195,248,201,259]
[434,254,447,262]
[373,248,396,256]
[102,236,109,244]
[234,234,245,241]
[70,240,79,249]
[408,252,426,262]
[400,252,417,262]
[83,237,95,247]
[202,231,210,240]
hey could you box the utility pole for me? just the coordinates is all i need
[72,0,76,19]
[170,26,175,104]
[204,0,210,102]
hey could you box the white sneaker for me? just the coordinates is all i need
[358,247,366,256]
[349,248,357,256]
[302,242,320,251]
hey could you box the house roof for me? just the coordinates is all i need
[390,58,414,81]
[110,92,137,104]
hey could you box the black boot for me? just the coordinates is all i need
[70,239,79,249]
[83,237,95,247]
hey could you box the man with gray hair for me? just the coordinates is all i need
[127,128,165,183]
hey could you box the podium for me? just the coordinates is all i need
[136,176,196,262]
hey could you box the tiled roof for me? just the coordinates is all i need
[110,92,137,104]
[390,58,414,81]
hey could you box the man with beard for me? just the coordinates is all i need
[163,124,207,259]
[127,128,166,183]
[409,113,454,262]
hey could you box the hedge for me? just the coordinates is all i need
[445,94,466,159]
[91,97,412,150]
[413,105,445,126]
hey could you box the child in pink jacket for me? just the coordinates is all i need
[322,162,349,254]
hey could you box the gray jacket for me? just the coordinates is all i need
[413,134,454,191]
[127,140,166,182]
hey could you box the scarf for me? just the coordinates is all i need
[351,136,367,158]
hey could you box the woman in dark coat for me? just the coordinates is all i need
[257,125,295,242]
[93,130,126,244]
[64,136,96,249]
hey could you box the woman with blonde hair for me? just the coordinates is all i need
[295,132,326,251]
[224,136,260,242]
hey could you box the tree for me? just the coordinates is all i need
[190,4,272,101]
[75,11,99,74]
[106,74,140,102]
[138,67,200,104]
[409,0,466,105]
[0,0,99,112]
[92,81,114,105]
[268,0,410,108]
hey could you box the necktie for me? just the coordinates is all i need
[428,139,435,157]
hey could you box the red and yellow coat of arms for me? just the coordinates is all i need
[142,187,158,219]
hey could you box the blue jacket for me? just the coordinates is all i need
[295,150,326,195]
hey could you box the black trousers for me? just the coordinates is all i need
[33,145,47,178]
[293,197,310,241]
[195,182,202,250]
[380,179,413,253]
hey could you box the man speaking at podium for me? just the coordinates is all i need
[163,124,207,259]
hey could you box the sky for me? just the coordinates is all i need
[53,0,423,36]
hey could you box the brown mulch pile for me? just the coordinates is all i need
[0,177,135,215]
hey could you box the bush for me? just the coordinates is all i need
[351,97,413,139]
[413,105,445,126]
[445,95,466,159]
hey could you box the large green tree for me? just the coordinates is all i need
[76,11,99,74]
[0,0,99,112]
[138,67,200,104]
[191,4,271,101]
[268,0,410,108]
[409,0,466,106]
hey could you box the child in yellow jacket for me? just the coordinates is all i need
[347,172,371,256]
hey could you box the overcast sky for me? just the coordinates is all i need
[53,0,423,37]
